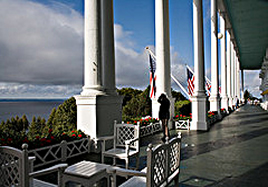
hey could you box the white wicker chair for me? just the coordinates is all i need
[0,144,67,187]
[99,121,140,169]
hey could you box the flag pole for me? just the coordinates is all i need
[185,64,211,84]
[171,74,190,98]
[145,46,156,60]
[146,46,190,99]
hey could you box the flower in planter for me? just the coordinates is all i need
[126,117,159,127]
[173,114,191,121]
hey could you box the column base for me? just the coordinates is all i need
[228,97,234,110]
[209,95,222,119]
[191,95,208,131]
[209,95,220,111]
[221,96,229,112]
[75,94,123,139]
[81,85,105,96]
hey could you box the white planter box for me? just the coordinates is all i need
[140,122,162,137]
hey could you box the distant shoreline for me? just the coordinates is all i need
[0,99,66,102]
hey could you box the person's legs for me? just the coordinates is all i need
[161,119,165,137]
[164,119,169,138]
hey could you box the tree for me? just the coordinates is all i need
[28,116,38,139]
[47,107,56,128]
[122,86,151,120]
[21,115,29,132]
[244,89,252,101]
[117,87,142,106]
[174,100,191,116]
[172,89,187,102]
[52,97,77,132]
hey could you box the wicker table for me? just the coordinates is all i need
[62,160,110,187]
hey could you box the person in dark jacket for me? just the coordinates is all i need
[158,93,170,142]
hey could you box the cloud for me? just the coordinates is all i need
[115,26,149,88]
[0,82,81,98]
[0,0,261,99]
[0,0,151,97]
[0,0,84,85]
[244,70,261,97]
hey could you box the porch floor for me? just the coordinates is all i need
[42,104,268,186]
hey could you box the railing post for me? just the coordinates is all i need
[165,138,169,185]
[187,119,190,131]
[21,144,29,187]
[87,136,91,153]
[61,140,67,162]
[146,144,153,187]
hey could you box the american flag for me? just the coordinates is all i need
[206,82,222,96]
[187,67,194,96]
[149,54,156,98]
[206,81,211,96]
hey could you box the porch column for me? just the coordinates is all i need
[191,0,208,131]
[237,59,241,100]
[241,69,245,102]
[75,0,122,140]
[82,0,103,96]
[102,0,116,95]
[226,31,232,109]
[230,42,235,107]
[152,0,174,122]
[209,0,220,115]
[219,14,228,111]
[233,48,237,102]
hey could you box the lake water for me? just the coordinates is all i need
[0,100,64,122]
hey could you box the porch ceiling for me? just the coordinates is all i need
[220,0,268,70]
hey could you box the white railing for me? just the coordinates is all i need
[175,119,190,130]
[140,122,162,137]
[29,137,91,168]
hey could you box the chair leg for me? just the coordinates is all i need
[125,158,129,169]
[113,157,116,166]
[174,175,179,187]
[136,155,140,170]
[102,154,104,163]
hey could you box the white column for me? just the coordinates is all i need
[102,0,116,95]
[237,59,241,100]
[152,0,174,121]
[241,69,245,102]
[220,14,228,111]
[226,31,232,109]
[191,0,208,131]
[209,0,220,114]
[230,42,234,107]
[75,0,122,140]
[233,48,237,101]
[82,0,103,96]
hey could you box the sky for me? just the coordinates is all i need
[0,0,261,99]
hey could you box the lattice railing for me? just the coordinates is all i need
[66,138,90,159]
[0,151,21,186]
[175,119,190,130]
[29,137,91,168]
